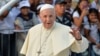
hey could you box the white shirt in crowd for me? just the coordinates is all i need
[10,7,20,20]
[73,11,88,25]
[90,0,100,11]
[65,8,74,14]
[0,12,15,34]
[72,11,89,35]
[84,24,100,43]
[90,1,97,9]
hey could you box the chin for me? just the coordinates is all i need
[45,25,52,29]
[44,23,53,29]
[22,13,28,15]
[46,26,52,29]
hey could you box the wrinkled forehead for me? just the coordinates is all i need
[40,8,55,15]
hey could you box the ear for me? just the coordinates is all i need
[38,13,41,18]
[38,13,42,20]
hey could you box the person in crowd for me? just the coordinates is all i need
[98,9,100,20]
[72,0,89,34]
[72,0,89,56]
[65,0,73,15]
[14,1,39,56]
[15,1,39,30]
[84,8,100,56]
[28,0,41,12]
[0,8,16,56]
[90,0,99,9]
[20,4,89,56]
[41,0,53,5]
[28,0,42,23]
[55,0,72,27]
[65,0,73,23]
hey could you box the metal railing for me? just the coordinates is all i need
[0,29,28,56]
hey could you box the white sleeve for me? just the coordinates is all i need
[90,1,97,9]
[73,11,80,18]
[70,36,89,53]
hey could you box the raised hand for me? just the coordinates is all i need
[70,28,82,40]
[81,8,88,17]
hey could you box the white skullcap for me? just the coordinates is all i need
[18,0,30,9]
[40,4,54,12]
[37,4,44,10]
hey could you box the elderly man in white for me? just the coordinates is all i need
[20,4,89,56]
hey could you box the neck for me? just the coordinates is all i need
[56,12,63,17]
[22,14,29,19]
[22,14,28,17]
[66,8,71,11]
[43,25,53,30]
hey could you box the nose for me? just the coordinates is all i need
[61,6,65,9]
[61,6,66,11]
[46,17,51,23]
[46,16,51,23]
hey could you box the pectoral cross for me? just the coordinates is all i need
[37,51,41,56]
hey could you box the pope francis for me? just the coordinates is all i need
[20,4,89,56]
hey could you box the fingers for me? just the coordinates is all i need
[71,28,79,33]
[70,27,82,40]
[70,32,74,35]
[70,29,80,37]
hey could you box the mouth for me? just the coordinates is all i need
[46,22,52,25]
[47,23,51,24]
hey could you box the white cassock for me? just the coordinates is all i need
[20,22,89,56]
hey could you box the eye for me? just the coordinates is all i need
[43,15,47,18]
[49,15,52,18]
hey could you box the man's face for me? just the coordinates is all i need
[39,9,56,29]
[44,0,53,4]
[55,3,66,15]
[20,7,29,16]
[29,0,40,5]
[29,0,40,11]
[65,0,72,10]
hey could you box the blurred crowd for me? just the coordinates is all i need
[0,0,100,56]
